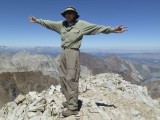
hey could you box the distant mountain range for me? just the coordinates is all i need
[1,46,160,56]
[0,46,160,84]
[0,46,160,108]
[0,46,61,56]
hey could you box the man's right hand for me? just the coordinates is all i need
[29,16,36,23]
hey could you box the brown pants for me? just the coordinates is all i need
[58,48,80,110]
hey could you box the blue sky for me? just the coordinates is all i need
[0,0,160,51]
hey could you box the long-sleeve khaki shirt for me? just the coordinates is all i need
[35,19,116,49]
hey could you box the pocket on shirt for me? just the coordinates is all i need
[71,29,80,33]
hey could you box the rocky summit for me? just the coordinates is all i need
[0,73,160,120]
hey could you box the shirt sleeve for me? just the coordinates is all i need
[35,19,62,34]
[80,21,116,35]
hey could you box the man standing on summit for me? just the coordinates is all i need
[29,6,127,117]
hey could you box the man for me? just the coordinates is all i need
[29,6,127,117]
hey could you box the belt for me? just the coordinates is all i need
[62,47,79,51]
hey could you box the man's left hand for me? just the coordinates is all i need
[114,25,128,33]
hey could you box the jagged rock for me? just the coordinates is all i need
[26,111,37,119]
[0,73,160,120]
[28,104,46,112]
[14,95,25,105]
[0,117,5,120]
[28,91,37,97]
[15,104,27,116]
[6,102,17,111]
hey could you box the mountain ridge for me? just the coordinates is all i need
[0,73,160,120]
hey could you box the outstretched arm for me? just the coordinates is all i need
[80,21,127,35]
[28,16,62,34]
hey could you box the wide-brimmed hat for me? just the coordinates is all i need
[61,6,80,19]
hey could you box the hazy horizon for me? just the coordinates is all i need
[1,45,160,53]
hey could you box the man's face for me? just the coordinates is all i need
[64,11,76,23]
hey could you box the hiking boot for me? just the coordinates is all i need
[62,109,78,117]
[62,102,68,108]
